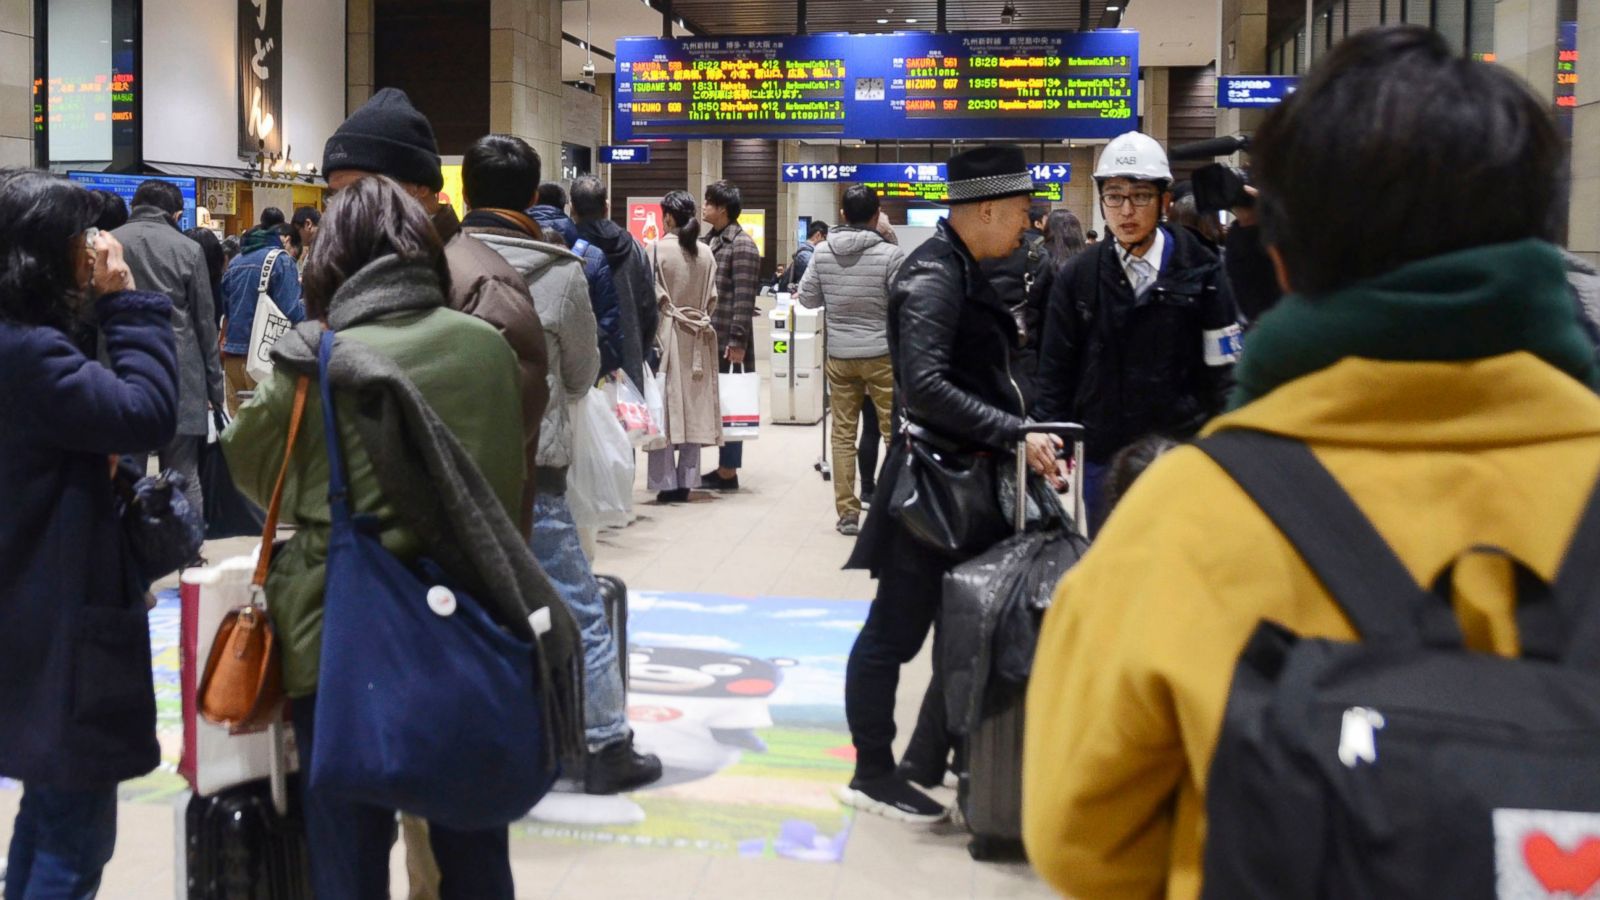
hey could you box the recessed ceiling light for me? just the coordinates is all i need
[906,17,918,23]
[877,17,889,23]
[1106,4,1121,9]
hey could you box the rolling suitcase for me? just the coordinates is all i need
[949,423,1088,861]
[183,719,312,900]
[595,573,629,683]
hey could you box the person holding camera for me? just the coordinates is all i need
[1034,131,1243,534]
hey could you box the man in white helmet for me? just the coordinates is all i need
[1034,131,1243,534]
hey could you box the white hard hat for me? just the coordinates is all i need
[1094,132,1173,183]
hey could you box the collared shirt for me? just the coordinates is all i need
[1118,226,1167,299]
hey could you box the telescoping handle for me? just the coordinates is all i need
[1010,422,1089,535]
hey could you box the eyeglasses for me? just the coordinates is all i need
[1101,192,1160,208]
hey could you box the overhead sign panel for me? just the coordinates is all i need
[600,145,652,164]
[615,31,1138,142]
[781,162,1069,183]
[1216,76,1299,108]
[68,172,199,231]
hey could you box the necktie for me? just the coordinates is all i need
[1129,255,1156,296]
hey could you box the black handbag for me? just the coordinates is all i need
[201,410,266,539]
[886,422,1009,556]
[115,460,205,585]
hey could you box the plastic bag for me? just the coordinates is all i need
[568,386,636,530]
[641,364,668,452]
[607,372,660,449]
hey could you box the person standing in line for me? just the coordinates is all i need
[530,182,625,379]
[113,179,226,518]
[784,220,828,291]
[220,209,306,414]
[1043,209,1086,268]
[92,189,129,231]
[1,170,178,899]
[840,147,1059,822]
[648,191,723,504]
[459,134,663,793]
[795,185,904,535]
[185,227,227,329]
[572,176,659,391]
[701,180,761,492]
[291,206,321,253]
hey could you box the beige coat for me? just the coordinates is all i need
[649,236,723,446]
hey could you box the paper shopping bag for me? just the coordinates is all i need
[719,367,761,441]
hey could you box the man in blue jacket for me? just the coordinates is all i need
[219,211,306,413]
[530,182,624,379]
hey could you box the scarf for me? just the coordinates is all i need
[461,208,545,242]
[1229,239,1600,410]
[239,226,281,255]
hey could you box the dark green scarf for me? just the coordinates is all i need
[1229,239,1600,410]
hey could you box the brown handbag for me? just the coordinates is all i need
[197,375,309,735]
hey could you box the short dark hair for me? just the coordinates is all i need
[92,189,128,230]
[132,179,184,215]
[0,169,99,328]
[277,223,302,251]
[807,220,830,240]
[570,176,607,221]
[705,180,742,219]
[291,206,321,228]
[1254,25,1565,295]
[259,207,286,228]
[536,182,567,209]
[1086,229,1099,241]
[1029,202,1050,224]
[462,134,542,211]
[302,175,450,320]
[841,185,881,227]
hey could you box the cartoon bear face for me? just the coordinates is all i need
[628,646,796,698]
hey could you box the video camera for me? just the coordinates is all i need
[1172,134,1252,214]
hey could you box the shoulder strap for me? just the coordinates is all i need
[315,330,352,524]
[1197,429,1448,645]
[251,374,311,589]
[257,249,282,295]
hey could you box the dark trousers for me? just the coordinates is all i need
[1084,458,1111,538]
[858,405,880,491]
[292,696,514,900]
[717,355,743,470]
[4,784,118,900]
[844,527,952,782]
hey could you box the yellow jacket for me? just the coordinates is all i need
[1022,352,1600,899]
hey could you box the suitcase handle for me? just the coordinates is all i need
[1010,422,1088,536]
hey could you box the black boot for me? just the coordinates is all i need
[584,735,664,795]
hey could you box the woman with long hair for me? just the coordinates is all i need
[1044,209,1086,266]
[222,175,548,899]
[0,169,178,897]
[646,190,723,503]
[186,227,227,328]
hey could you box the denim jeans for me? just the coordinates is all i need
[1083,459,1111,538]
[531,491,630,750]
[291,696,513,900]
[5,783,118,900]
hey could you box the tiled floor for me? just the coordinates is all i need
[0,302,1057,899]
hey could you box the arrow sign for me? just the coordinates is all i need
[785,165,798,177]
[783,162,946,183]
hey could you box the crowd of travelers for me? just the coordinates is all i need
[3,23,1599,900]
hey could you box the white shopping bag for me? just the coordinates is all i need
[568,387,636,529]
[244,250,291,385]
[719,365,761,441]
[641,364,668,452]
[180,555,296,797]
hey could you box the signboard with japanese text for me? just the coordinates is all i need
[69,172,199,232]
[600,145,652,164]
[780,162,1069,184]
[615,30,1138,142]
[1216,76,1299,108]
[238,0,283,156]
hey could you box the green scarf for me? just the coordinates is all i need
[1229,239,1600,410]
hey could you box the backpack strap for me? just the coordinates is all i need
[1197,429,1451,646]
[257,249,282,295]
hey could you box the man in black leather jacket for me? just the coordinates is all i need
[841,146,1062,823]
[981,203,1054,411]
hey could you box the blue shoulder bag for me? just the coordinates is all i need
[308,329,558,829]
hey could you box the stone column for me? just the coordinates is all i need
[1217,0,1270,138]
[1,0,33,167]
[347,0,375,116]
[1143,68,1170,143]
[686,139,723,204]
[490,0,563,171]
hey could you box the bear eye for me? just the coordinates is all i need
[699,663,742,676]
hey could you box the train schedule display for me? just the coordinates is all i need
[614,30,1138,143]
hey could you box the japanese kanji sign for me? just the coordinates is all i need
[238,0,283,156]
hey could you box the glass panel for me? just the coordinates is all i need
[1435,0,1467,55]
[47,0,115,164]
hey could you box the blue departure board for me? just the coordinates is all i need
[614,30,1139,142]
[68,171,199,232]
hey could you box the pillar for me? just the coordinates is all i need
[1,0,33,167]
[490,0,563,171]
[1217,0,1270,138]
[347,0,374,116]
[686,139,723,205]
[1144,68,1170,143]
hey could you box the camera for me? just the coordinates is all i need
[1171,134,1253,214]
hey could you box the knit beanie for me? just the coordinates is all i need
[322,88,444,192]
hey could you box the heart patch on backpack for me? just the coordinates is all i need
[1495,809,1600,898]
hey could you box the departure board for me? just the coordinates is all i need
[614,30,1138,142]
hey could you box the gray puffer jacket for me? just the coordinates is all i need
[795,226,906,359]
[466,226,600,470]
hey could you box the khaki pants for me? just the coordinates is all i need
[221,354,257,417]
[827,355,895,519]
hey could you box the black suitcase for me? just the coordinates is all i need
[185,777,313,899]
[595,573,629,683]
[950,424,1088,861]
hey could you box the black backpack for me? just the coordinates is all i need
[1197,429,1600,900]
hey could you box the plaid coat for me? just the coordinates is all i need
[707,222,762,351]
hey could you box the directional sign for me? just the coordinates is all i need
[783,162,1069,183]
[600,145,652,164]
[1216,76,1299,108]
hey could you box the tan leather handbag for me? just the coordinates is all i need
[198,375,309,735]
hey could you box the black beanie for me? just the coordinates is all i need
[322,88,444,192]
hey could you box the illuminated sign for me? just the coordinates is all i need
[861,181,1065,203]
[600,145,652,164]
[615,30,1139,142]
[239,0,284,156]
[68,172,199,232]
[1216,76,1298,108]
[1556,22,1579,115]
[782,162,1069,184]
